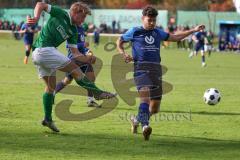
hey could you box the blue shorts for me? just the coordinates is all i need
[134,62,162,100]
[23,38,33,45]
[195,43,204,52]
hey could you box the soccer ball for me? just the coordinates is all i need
[203,88,221,105]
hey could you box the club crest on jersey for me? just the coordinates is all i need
[145,36,155,44]
[80,34,85,41]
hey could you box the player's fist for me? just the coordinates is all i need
[86,50,93,56]
[27,17,37,25]
[122,53,133,63]
[194,25,205,32]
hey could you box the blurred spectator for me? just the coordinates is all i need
[112,20,116,33]
[0,20,3,30]
[0,19,19,31]
[100,23,107,33]
[168,24,176,34]
[117,21,121,33]
[93,27,100,48]
[219,34,227,51]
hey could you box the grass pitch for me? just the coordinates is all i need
[0,35,240,160]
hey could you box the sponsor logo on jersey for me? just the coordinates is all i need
[57,25,69,40]
[145,36,155,44]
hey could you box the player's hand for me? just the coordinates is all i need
[86,54,96,64]
[27,17,38,25]
[86,50,93,56]
[86,51,96,64]
[122,53,133,63]
[194,25,205,32]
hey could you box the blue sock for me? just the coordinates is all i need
[202,55,205,63]
[55,81,65,94]
[137,103,150,127]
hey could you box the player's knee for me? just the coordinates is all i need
[70,69,82,79]
[86,72,95,82]
[89,76,95,82]
[139,87,150,103]
[45,87,55,94]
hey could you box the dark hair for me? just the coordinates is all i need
[142,5,158,17]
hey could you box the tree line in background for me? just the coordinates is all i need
[0,0,235,12]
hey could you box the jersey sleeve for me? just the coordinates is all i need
[194,32,199,37]
[21,24,26,30]
[67,34,78,48]
[120,27,135,42]
[48,5,67,18]
[157,28,169,41]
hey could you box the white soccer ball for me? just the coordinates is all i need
[203,88,221,105]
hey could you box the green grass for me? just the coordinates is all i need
[0,35,240,160]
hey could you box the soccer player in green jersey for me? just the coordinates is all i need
[30,2,116,132]
[204,31,214,57]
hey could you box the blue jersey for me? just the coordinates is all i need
[67,26,89,59]
[195,31,206,46]
[121,26,169,63]
[21,23,36,41]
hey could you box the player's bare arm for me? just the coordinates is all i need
[192,34,198,43]
[19,29,26,34]
[26,2,48,24]
[116,38,133,63]
[168,25,205,42]
[34,2,49,21]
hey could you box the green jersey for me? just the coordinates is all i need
[33,5,78,50]
[206,35,213,45]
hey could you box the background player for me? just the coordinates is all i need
[19,15,39,64]
[204,31,214,57]
[189,28,207,67]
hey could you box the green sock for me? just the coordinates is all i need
[43,92,54,121]
[75,76,102,95]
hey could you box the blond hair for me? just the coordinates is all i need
[70,2,91,15]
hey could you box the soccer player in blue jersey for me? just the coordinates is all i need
[19,15,39,64]
[189,29,207,67]
[117,6,204,140]
[55,25,101,107]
